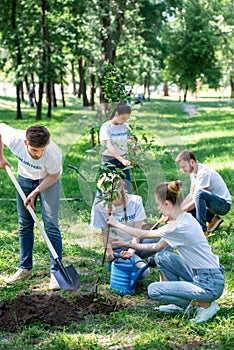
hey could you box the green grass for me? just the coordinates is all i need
[0,93,233,349]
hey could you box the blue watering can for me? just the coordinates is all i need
[110,253,153,296]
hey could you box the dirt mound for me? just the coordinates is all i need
[0,292,122,332]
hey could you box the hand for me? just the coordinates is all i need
[107,214,120,228]
[121,158,132,167]
[0,157,11,170]
[120,250,133,259]
[24,188,40,210]
[107,252,115,262]
[110,237,128,248]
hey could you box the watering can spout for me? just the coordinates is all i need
[130,264,149,289]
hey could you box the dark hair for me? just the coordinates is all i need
[155,180,183,206]
[176,150,196,163]
[26,125,50,147]
[110,102,131,119]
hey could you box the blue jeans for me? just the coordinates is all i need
[148,250,225,307]
[193,189,231,231]
[17,175,62,273]
[102,157,132,194]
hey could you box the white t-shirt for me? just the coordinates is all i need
[91,194,146,243]
[1,124,62,180]
[157,212,220,269]
[191,163,231,204]
[100,120,131,156]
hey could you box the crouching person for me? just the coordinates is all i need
[108,180,225,323]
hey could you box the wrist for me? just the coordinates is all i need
[35,186,40,194]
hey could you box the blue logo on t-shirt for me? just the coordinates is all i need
[118,213,136,223]
[16,155,42,169]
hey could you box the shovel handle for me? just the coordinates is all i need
[5,165,59,260]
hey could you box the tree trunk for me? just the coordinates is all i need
[163,81,169,96]
[46,81,52,118]
[60,80,66,107]
[90,58,95,110]
[183,85,188,102]
[12,0,22,119]
[71,61,76,95]
[31,74,37,105]
[52,83,57,108]
[16,85,22,119]
[20,82,25,102]
[36,82,44,120]
[78,57,89,106]
[230,75,234,99]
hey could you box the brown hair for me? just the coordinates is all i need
[110,102,131,119]
[26,125,50,147]
[155,180,183,206]
[176,150,196,163]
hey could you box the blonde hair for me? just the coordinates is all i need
[155,180,183,206]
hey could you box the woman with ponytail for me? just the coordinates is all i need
[108,180,225,323]
[100,102,134,193]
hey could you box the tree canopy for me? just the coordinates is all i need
[0,0,233,118]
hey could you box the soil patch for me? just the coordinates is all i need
[0,292,123,332]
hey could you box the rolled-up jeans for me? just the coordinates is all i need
[148,250,225,307]
[193,189,231,232]
[17,175,62,274]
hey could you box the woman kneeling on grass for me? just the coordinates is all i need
[108,180,225,323]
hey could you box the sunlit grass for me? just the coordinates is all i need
[0,94,233,349]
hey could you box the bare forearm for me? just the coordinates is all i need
[38,172,60,192]
[114,221,161,239]
[123,239,166,252]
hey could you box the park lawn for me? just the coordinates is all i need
[0,94,233,349]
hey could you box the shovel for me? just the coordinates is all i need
[5,165,80,292]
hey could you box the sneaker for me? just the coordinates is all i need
[190,301,220,323]
[49,274,60,291]
[157,304,184,313]
[5,268,32,284]
[208,216,223,232]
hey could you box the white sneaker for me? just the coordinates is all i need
[190,301,220,323]
[5,268,32,284]
[157,304,184,313]
[49,274,60,291]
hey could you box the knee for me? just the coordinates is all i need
[154,250,170,267]
[147,282,160,298]
[194,189,206,201]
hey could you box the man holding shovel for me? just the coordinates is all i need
[0,123,63,290]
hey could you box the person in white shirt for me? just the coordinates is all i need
[108,180,225,323]
[91,174,169,279]
[0,123,63,290]
[100,102,135,193]
[176,150,231,235]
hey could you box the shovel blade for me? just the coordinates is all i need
[54,265,80,292]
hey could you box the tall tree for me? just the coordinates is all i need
[164,0,222,101]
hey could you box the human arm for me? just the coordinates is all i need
[107,214,161,239]
[104,139,132,166]
[110,236,168,252]
[181,193,195,211]
[0,132,11,170]
[102,228,115,262]
[24,171,60,209]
